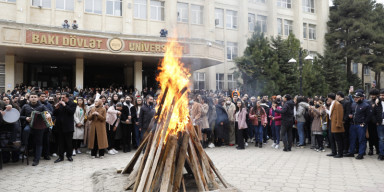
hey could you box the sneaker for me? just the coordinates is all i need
[108,150,116,155]
[112,149,118,154]
[208,143,215,148]
[52,153,58,157]
[91,156,95,159]
[271,143,276,148]
[275,144,279,149]
[245,142,248,147]
[86,150,91,154]
[100,156,104,159]
[72,149,76,156]
[76,149,82,154]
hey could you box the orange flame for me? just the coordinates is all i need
[156,40,190,141]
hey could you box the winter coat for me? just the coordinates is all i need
[328,101,344,133]
[373,101,384,125]
[310,107,325,133]
[73,106,86,140]
[215,104,229,139]
[208,105,216,125]
[20,102,51,127]
[269,106,282,126]
[53,100,77,133]
[88,106,108,149]
[249,107,267,126]
[235,108,248,129]
[139,104,155,132]
[275,100,295,124]
[296,102,309,122]
[224,103,236,122]
[191,102,202,126]
[106,105,121,128]
[200,103,210,129]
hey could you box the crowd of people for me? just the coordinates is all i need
[1,84,384,168]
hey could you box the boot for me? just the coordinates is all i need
[368,149,373,156]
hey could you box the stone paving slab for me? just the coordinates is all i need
[0,141,384,192]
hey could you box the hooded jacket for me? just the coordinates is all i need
[275,100,295,124]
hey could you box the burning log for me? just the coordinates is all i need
[121,40,232,191]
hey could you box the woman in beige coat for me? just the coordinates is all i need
[88,99,108,158]
[200,96,211,148]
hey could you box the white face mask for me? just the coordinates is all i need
[226,101,231,104]
[107,99,111,103]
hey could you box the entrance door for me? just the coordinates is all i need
[84,64,124,88]
[25,63,73,89]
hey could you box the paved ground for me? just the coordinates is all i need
[1,141,384,192]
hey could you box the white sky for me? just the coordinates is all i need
[329,0,384,6]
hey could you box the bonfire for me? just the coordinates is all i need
[120,40,232,191]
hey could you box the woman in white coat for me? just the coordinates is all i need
[72,97,87,156]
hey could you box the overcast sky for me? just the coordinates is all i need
[329,0,384,6]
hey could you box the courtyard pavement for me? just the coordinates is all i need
[1,141,384,192]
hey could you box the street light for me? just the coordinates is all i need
[288,49,314,95]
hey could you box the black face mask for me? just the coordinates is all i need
[276,99,281,102]
[357,99,363,104]
[315,104,320,108]
[49,101,54,105]
[148,102,154,106]
[126,101,131,105]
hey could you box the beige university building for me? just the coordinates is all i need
[0,0,333,93]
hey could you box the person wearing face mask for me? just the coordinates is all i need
[224,97,236,146]
[139,95,155,140]
[276,95,282,107]
[344,92,370,159]
[72,97,87,156]
[367,89,380,156]
[310,101,326,152]
[336,91,351,155]
[123,95,137,150]
[134,97,143,146]
[88,99,108,159]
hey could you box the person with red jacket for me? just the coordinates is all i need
[269,101,282,149]
[249,101,267,148]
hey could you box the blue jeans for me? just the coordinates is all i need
[377,125,384,156]
[134,124,142,147]
[271,122,281,145]
[297,122,305,145]
[254,124,263,143]
[349,124,367,155]
[22,125,31,146]
[33,129,46,162]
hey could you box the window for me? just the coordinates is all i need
[308,24,316,40]
[191,5,203,25]
[1,0,16,3]
[150,0,164,21]
[216,73,224,90]
[228,74,235,90]
[193,72,205,90]
[284,19,293,36]
[0,64,4,93]
[85,0,102,14]
[32,0,51,8]
[215,8,224,28]
[134,0,146,19]
[106,0,122,16]
[352,63,358,74]
[303,23,307,39]
[227,42,238,60]
[177,3,188,23]
[256,15,267,33]
[226,10,237,29]
[249,0,266,3]
[56,0,74,11]
[277,18,282,35]
[364,66,370,75]
[277,0,291,8]
[303,0,315,13]
[248,13,255,32]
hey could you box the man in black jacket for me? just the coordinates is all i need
[368,89,380,155]
[336,91,351,154]
[374,89,384,160]
[53,93,77,163]
[139,95,155,139]
[275,94,295,152]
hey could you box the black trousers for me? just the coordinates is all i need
[315,134,324,149]
[330,132,344,155]
[343,123,350,153]
[280,121,293,149]
[58,131,73,158]
[121,124,133,149]
[91,132,105,157]
[235,122,246,148]
[368,123,379,152]
[106,123,116,150]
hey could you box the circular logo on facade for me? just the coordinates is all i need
[108,38,123,52]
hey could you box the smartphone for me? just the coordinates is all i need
[349,86,354,93]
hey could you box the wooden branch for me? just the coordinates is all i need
[122,132,151,174]
[188,138,209,191]
[173,132,189,192]
[160,135,178,192]
[132,131,154,192]
[207,155,229,188]
[124,165,139,190]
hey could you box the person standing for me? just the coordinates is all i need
[72,97,86,156]
[275,94,295,152]
[139,95,155,139]
[249,101,267,148]
[215,98,229,147]
[296,96,309,148]
[224,97,236,146]
[53,93,77,163]
[106,102,122,155]
[336,91,351,155]
[134,97,143,146]
[367,89,380,156]
[310,100,326,152]
[235,101,248,150]
[269,102,282,149]
[374,89,384,161]
[88,99,108,158]
[345,92,370,159]
[325,93,345,158]
[191,97,203,142]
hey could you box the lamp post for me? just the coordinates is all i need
[288,48,314,96]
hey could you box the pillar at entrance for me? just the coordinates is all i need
[75,58,84,90]
[15,62,23,85]
[5,54,15,91]
[124,66,133,87]
[134,60,143,92]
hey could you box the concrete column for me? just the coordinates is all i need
[124,66,134,87]
[237,0,248,55]
[165,0,177,36]
[5,54,15,91]
[134,60,143,92]
[123,0,133,34]
[293,0,303,42]
[14,62,23,85]
[204,0,215,41]
[75,58,84,89]
[16,0,28,23]
[74,0,84,27]
[102,0,107,32]
[51,0,56,26]
[208,66,216,91]
[267,0,277,36]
